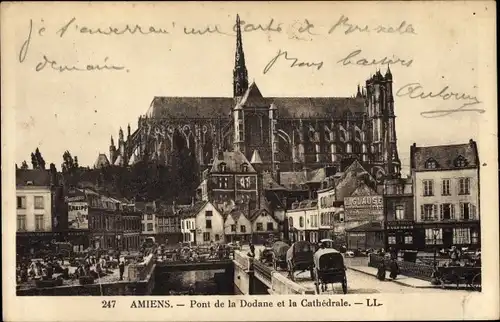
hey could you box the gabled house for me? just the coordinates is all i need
[249,208,279,244]
[188,201,225,245]
[223,208,252,243]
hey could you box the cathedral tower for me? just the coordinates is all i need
[365,67,401,179]
[233,14,249,98]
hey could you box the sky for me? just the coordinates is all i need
[4,2,493,175]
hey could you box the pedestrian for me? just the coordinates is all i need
[376,261,386,281]
[119,260,125,281]
[389,259,400,280]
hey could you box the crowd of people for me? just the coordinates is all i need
[16,251,131,287]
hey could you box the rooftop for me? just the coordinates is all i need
[411,140,479,171]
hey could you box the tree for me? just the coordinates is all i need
[74,156,79,168]
[31,152,38,169]
[35,148,46,169]
[62,150,75,173]
[21,161,28,169]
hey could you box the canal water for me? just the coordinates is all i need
[153,269,235,295]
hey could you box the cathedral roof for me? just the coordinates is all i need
[94,154,110,169]
[238,82,267,108]
[147,95,365,119]
[148,97,234,119]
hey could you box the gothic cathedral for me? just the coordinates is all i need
[107,15,401,182]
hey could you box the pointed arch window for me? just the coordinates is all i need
[425,158,438,169]
[454,155,468,167]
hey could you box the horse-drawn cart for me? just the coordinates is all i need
[271,241,290,271]
[431,266,481,290]
[312,249,348,294]
[286,241,314,281]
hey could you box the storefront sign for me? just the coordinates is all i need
[68,202,89,229]
[348,233,366,237]
[344,196,383,208]
[344,209,383,222]
[65,195,85,202]
[386,220,415,230]
[17,231,61,238]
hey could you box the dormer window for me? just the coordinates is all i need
[242,163,249,173]
[455,155,468,167]
[219,162,227,173]
[425,158,438,169]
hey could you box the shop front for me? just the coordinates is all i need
[413,221,481,251]
[385,220,415,250]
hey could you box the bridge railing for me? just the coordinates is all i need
[369,254,434,281]
[253,260,273,286]
[234,250,253,271]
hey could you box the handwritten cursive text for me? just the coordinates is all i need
[337,49,413,67]
[396,83,484,118]
[57,17,169,38]
[35,55,126,73]
[329,15,416,35]
[263,49,324,74]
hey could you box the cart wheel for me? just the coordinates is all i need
[342,277,348,294]
[471,273,481,291]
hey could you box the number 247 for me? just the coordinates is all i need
[102,300,116,308]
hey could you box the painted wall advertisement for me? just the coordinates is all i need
[344,195,384,222]
[66,195,89,230]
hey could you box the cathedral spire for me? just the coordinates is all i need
[356,84,362,98]
[233,14,249,97]
[110,136,115,147]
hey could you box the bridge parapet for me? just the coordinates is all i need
[234,250,254,272]
[128,253,156,282]
[270,271,313,295]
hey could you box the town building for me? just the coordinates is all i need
[157,205,182,246]
[183,201,225,245]
[316,182,344,240]
[86,190,142,251]
[344,182,385,250]
[249,208,280,244]
[197,150,262,212]
[223,208,252,243]
[383,176,415,249]
[180,214,196,244]
[136,201,157,243]
[16,169,58,255]
[410,140,480,250]
[286,200,319,244]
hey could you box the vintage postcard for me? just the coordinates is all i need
[1,1,498,321]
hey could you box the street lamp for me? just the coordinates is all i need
[432,228,440,266]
